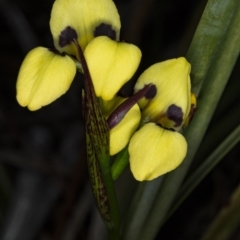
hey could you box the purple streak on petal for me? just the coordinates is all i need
[107,84,152,129]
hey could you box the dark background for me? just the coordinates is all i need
[0,0,240,239]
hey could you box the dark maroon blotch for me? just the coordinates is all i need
[167,104,183,127]
[94,23,116,40]
[59,26,78,47]
[145,84,157,99]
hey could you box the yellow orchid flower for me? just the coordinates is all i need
[16,47,76,110]
[129,123,187,181]
[102,96,141,156]
[134,57,191,130]
[127,57,193,181]
[84,36,142,100]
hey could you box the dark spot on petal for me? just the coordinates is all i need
[145,84,157,99]
[59,26,78,47]
[48,48,65,56]
[94,23,116,40]
[167,104,183,127]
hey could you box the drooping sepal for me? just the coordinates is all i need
[16,47,76,110]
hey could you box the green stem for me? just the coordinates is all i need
[111,146,129,181]
[121,177,163,240]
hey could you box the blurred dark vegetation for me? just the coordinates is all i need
[0,0,240,239]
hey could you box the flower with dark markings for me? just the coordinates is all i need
[129,58,193,181]
[16,0,196,182]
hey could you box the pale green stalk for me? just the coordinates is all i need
[121,177,162,240]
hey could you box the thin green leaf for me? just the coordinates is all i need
[121,177,163,240]
[187,0,239,96]
[166,123,240,221]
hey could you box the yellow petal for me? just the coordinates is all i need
[129,123,187,181]
[134,57,191,130]
[102,97,141,155]
[16,47,76,111]
[85,36,141,100]
[50,0,121,55]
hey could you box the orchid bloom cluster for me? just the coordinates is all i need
[16,0,195,181]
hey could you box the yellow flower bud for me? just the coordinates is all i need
[16,47,76,111]
[85,36,142,100]
[102,97,141,155]
[134,57,191,130]
[129,123,187,181]
[50,0,121,56]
